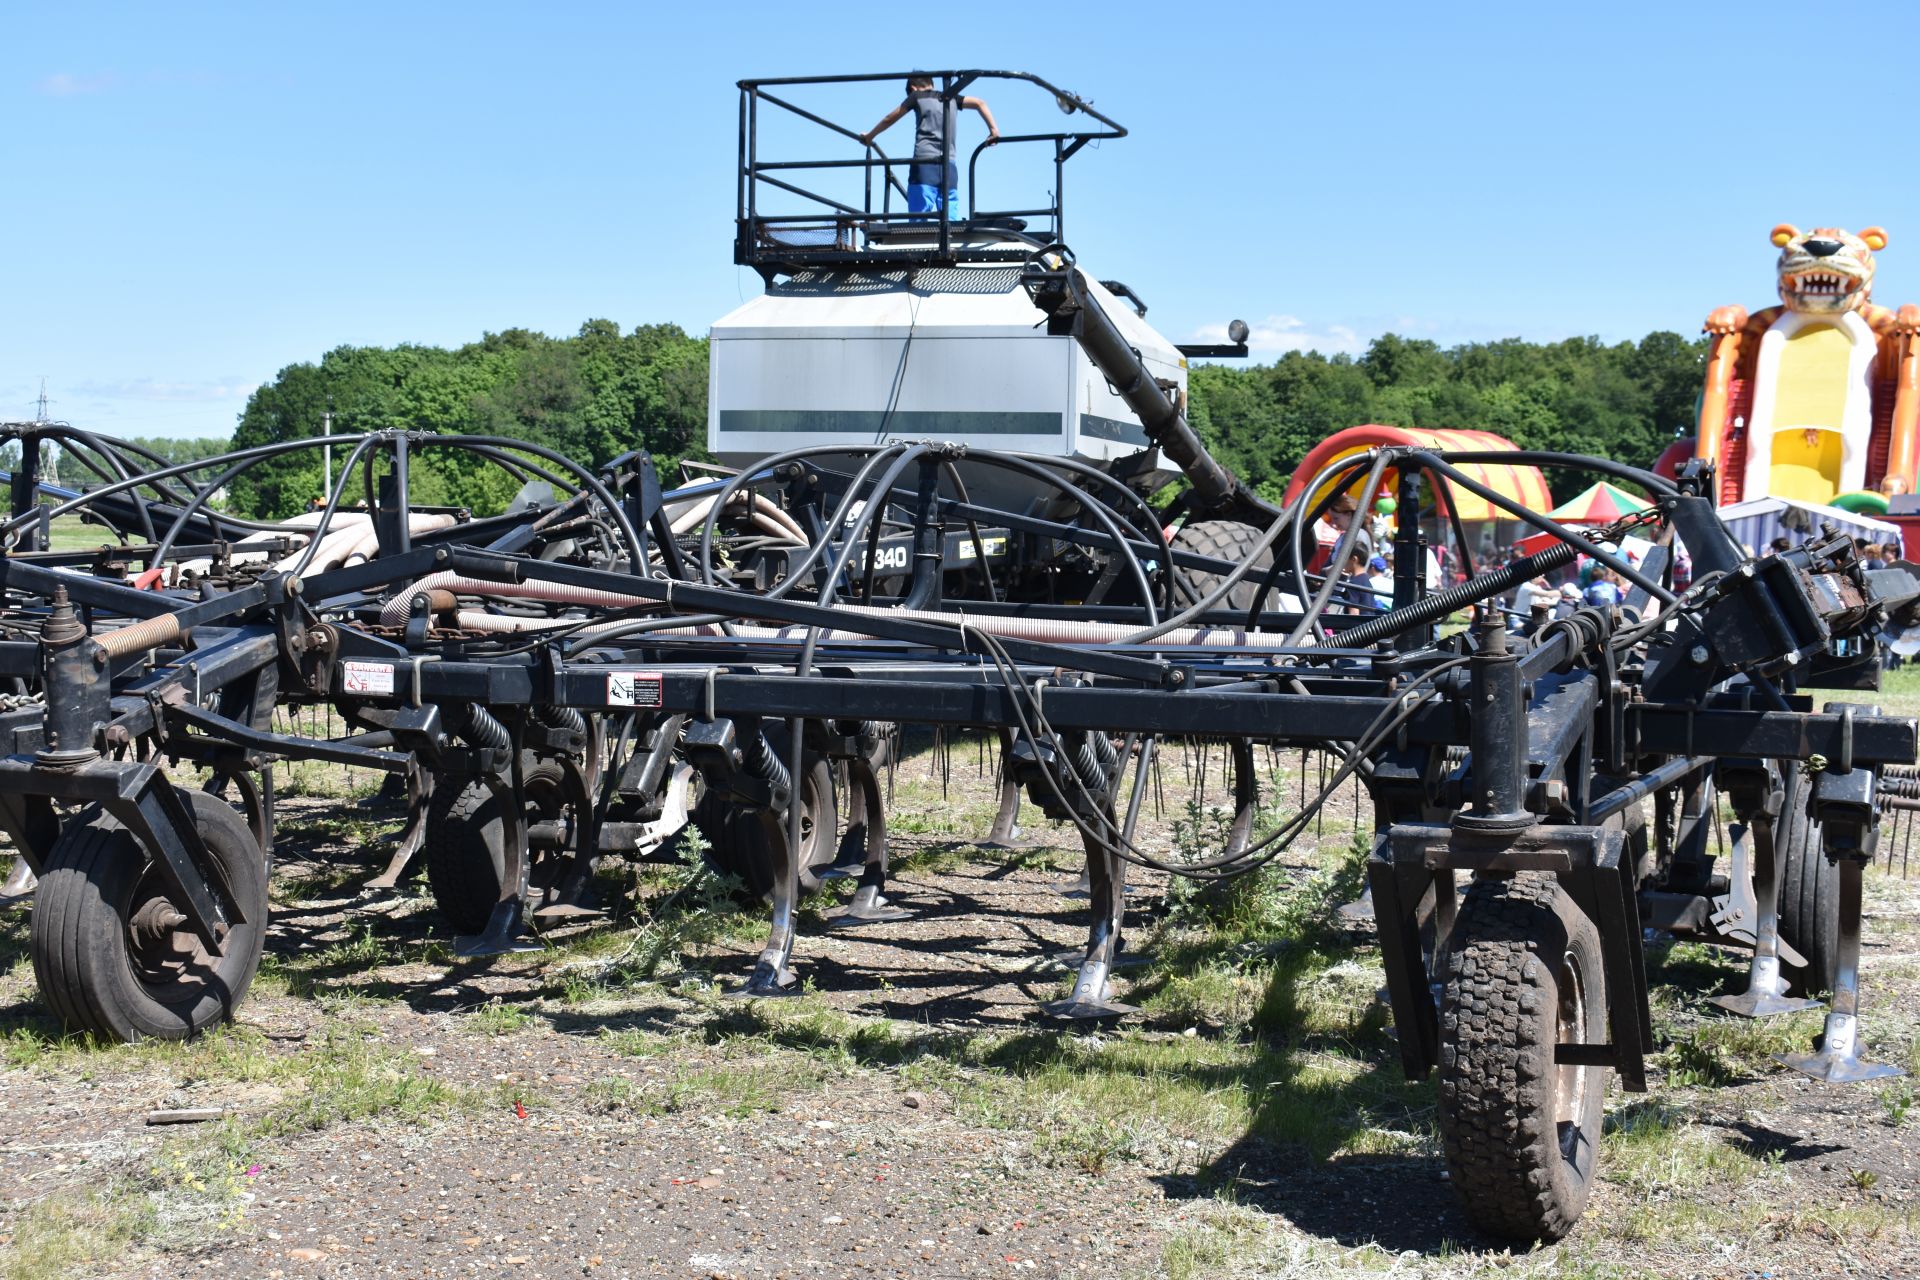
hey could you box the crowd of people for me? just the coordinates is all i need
[1304,496,1911,640]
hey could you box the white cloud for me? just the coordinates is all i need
[76,378,259,403]
[34,72,118,97]
[1187,314,1368,357]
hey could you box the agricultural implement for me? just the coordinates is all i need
[4,361,1918,1241]
[3,73,1918,1244]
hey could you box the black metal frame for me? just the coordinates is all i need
[735,70,1126,274]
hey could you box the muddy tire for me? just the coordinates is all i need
[1777,775,1839,996]
[1438,872,1607,1242]
[695,751,838,902]
[1171,520,1271,612]
[31,791,268,1042]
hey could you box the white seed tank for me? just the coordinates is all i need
[708,230,1186,498]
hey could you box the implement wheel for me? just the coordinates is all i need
[422,776,514,935]
[424,751,601,933]
[1777,777,1839,996]
[31,792,268,1042]
[1438,872,1607,1242]
[694,752,838,902]
[1171,519,1271,611]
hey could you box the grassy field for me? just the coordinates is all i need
[0,685,1917,1275]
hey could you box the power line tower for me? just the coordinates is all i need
[32,379,60,487]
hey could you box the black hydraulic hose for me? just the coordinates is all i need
[1337,537,1583,648]
[50,427,202,509]
[26,425,161,545]
[286,434,381,580]
[813,446,932,608]
[1408,450,1676,604]
[706,443,909,595]
[436,440,574,493]
[697,442,898,588]
[1126,450,1382,645]
[739,443,1164,627]
[919,450,1162,627]
[3,431,376,540]
[148,450,279,570]
[1284,451,1393,646]
[2,429,640,554]
[1003,450,1178,612]
[1437,450,1680,498]
[1222,451,1377,632]
[416,434,646,575]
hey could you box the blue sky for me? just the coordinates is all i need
[6,2,1920,439]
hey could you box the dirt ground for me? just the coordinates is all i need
[2,731,1919,1280]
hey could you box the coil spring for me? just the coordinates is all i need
[739,723,794,794]
[458,703,511,751]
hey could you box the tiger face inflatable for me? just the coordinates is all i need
[1772,223,1885,316]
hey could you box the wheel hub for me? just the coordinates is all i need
[1554,948,1590,1165]
[129,897,188,948]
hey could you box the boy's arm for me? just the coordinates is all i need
[962,96,1000,141]
[859,103,909,146]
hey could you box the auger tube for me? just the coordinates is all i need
[1021,256,1280,526]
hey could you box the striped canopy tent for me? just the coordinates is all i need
[1548,481,1651,526]
[1282,425,1554,521]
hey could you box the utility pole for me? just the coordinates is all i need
[34,378,58,488]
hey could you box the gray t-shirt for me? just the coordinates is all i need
[907,90,957,162]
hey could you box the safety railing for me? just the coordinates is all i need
[735,70,1125,273]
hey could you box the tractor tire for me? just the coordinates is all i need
[31,791,268,1042]
[1776,776,1840,997]
[1437,872,1608,1243]
[694,752,838,903]
[1171,519,1271,612]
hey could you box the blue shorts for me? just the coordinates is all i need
[908,160,960,221]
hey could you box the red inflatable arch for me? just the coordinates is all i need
[1282,425,1553,520]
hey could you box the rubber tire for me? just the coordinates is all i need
[1777,782,1840,996]
[1438,872,1608,1243]
[1171,519,1271,612]
[695,753,838,903]
[423,778,511,935]
[31,791,268,1042]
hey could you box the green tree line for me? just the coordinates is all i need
[226,320,709,518]
[127,323,1703,520]
[1187,331,1707,503]
[0,433,233,479]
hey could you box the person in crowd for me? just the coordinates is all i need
[1883,542,1904,566]
[1555,582,1583,619]
[1584,566,1624,609]
[1511,573,1551,630]
[1769,536,1792,555]
[1309,493,1370,576]
[1339,549,1382,613]
[1366,554,1395,612]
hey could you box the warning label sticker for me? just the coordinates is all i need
[606,670,665,708]
[342,661,396,696]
